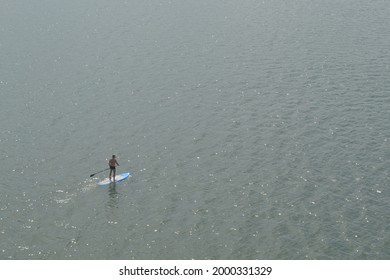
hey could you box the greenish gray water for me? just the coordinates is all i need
[0,0,389,259]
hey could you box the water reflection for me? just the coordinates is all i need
[106,183,119,209]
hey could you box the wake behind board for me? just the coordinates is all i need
[97,172,131,186]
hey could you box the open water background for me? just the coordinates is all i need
[0,0,389,259]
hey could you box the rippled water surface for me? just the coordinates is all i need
[1,0,389,259]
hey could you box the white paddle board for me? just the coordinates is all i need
[97,172,131,186]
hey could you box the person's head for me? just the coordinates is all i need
[112,155,116,158]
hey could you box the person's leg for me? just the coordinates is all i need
[113,168,116,182]
[109,169,112,181]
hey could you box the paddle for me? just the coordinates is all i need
[90,167,110,177]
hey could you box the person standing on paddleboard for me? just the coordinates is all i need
[109,155,120,182]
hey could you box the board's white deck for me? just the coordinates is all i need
[97,172,130,186]
[99,175,125,184]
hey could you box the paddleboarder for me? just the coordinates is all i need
[109,155,120,182]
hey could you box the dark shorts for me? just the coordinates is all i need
[110,166,116,170]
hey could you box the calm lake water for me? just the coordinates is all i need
[0,0,389,259]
